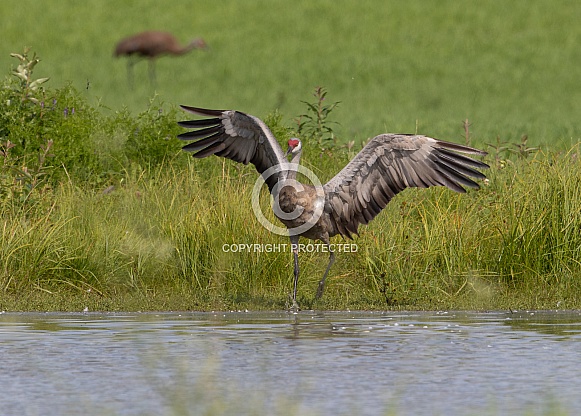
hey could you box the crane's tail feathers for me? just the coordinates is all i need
[180,105,225,117]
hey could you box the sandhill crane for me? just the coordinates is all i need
[178,106,489,309]
[114,31,207,86]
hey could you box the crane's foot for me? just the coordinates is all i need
[315,280,326,300]
[287,294,301,312]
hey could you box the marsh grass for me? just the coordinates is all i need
[2,140,581,311]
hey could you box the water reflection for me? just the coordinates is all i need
[501,310,581,339]
[1,310,580,415]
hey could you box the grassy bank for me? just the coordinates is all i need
[1,145,581,312]
[1,55,580,310]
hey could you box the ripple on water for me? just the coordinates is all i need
[1,310,580,416]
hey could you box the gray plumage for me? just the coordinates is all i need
[178,106,489,308]
[323,134,488,239]
[179,106,286,192]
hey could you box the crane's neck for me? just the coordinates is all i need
[174,44,195,55]
[170,40,201,55]
[285,150,302,180]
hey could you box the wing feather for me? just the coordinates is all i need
[180,131,224,151]
[324,134,489,238]
[178,106,287,191]
[177,125,223,139]
[177,118,222,128]
[192,141,227,158]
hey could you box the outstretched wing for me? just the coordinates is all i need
[323,134,489,238]
[178,106,288,192]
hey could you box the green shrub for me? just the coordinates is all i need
[1,49,184,191]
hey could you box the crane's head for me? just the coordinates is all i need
[285,138,302,157]
[189,38,209,50]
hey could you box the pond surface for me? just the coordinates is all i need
[1,310,580,415]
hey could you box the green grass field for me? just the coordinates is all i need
[1,1,581,311]
[2,0,581,145]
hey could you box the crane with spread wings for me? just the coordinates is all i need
[178,106,489,309]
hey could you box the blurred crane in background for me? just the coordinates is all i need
[114,31,207,87]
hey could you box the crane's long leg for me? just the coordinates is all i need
[315,240,335,300]
[289,235,300,310]
[148,59,157,87]
[126,60,135,90]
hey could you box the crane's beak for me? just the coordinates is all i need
[284,145,293,157]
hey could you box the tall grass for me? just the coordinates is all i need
[2,142,580,311]
[1,43,580,311]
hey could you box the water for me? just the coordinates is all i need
[1,310,580,416]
